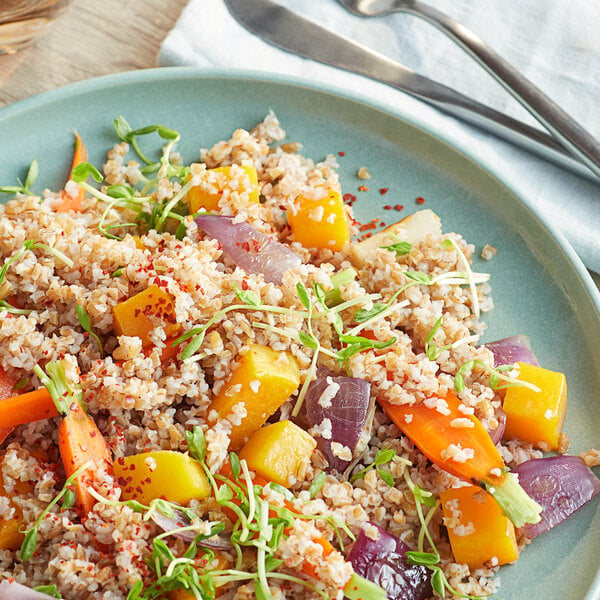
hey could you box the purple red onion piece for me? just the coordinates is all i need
[305,367,371,472]
[0,581,59,599]
[512,455,600,538]
[487,407,507,446]
[485,335,539,367]
[195,215,301,284]
[347,523,432,600]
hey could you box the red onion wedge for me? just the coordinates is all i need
[487,408,507,446]
[195,215,301,284]
[485,335,539,367]
[512,455,600,538]
[150,509,232,549]
[305,368,371,472]
[347,523,432,600]
[0,581,58,599]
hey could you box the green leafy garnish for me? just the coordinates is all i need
[76,304,104,356]
[0,159,39,196]
[454,359,541,394]
[20,461,91,560]
[33,584,62,598]
[350,447,397,483]
[308,471,326,499]
[381,240,412,256]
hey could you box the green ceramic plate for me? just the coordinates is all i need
[0,68,598,599]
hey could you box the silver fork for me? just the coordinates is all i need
[337,0,600,181]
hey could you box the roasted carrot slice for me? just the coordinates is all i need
[58,402,113,515]
[34,360,113,516]
[0,388,58,429]
[57,131,88,212]
[380,391,542,527]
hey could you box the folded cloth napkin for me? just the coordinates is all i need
[159,0,600,274]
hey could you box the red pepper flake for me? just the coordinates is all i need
[383,205,392,210]
[394,204,404,211]
[361,232,373,239]
[416,196,426,205]
[379,222,386,227]
[343,193,357,206]
[358,222,377,232]
[379,188,389,195]
[338,151,346,157]
[358,185,369,192]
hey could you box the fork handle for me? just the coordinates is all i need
[403,0,600,181]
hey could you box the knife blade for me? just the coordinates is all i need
[223,0,594,180]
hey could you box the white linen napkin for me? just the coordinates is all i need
[159,0,600,275]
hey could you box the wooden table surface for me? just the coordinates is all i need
[0,0,188,107]
[0,0,599,290]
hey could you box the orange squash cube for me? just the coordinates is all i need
[239,420,316,487]
[0,479,34,550]
[188,165,259,213]
[503,362,567,450]
[441,485,519,569]
[114,451,210,505]
[287,189,350,251]
[209,344,300,451]
[113,285,180,348]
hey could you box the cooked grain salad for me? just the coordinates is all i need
[0,112,598,600]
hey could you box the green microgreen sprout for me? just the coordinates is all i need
[19,460,91,561]
[0,159,39,196]
[323,267,357,307]
[308,471,326,499]
[442,237,481,319]
[0,239,73,315]
[424,316,480,361]
[33,584,62,598]
[403,471,483,600]
[349,447,403,485]
[381,237,413,257]
[454,359,541,394]
[76,304,104,357]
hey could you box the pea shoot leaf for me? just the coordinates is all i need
[298,331,319,350]
[374,447,396,465]
[353,302,387,323]
[382,241,412,256]
[377,469,394,487]
[186,426,207,462]
[296,281,311,310]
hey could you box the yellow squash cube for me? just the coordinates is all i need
[503,362,567,450]
[188,165,259,213]
[441,485,518,569]
[239,420,316,487]
[287,189,350,252]
[114,451,210,505]
[209,344,300,451]
[113,285,180,348]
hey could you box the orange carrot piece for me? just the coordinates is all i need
[57,131,88,212]
[380,390,542,527]
[380,391,504,485]
[0,388,58,429]
[0,367,18,444]
[58,402,113,516]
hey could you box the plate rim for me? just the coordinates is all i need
[1,65,599,598]
[1,65,598,313]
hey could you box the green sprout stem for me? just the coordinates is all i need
[20,460,92,560]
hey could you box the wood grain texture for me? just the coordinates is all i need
[0,0,188,108]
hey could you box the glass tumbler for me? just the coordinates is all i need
[0,0,73,55]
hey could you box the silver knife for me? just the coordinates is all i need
[223,0,595,181]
